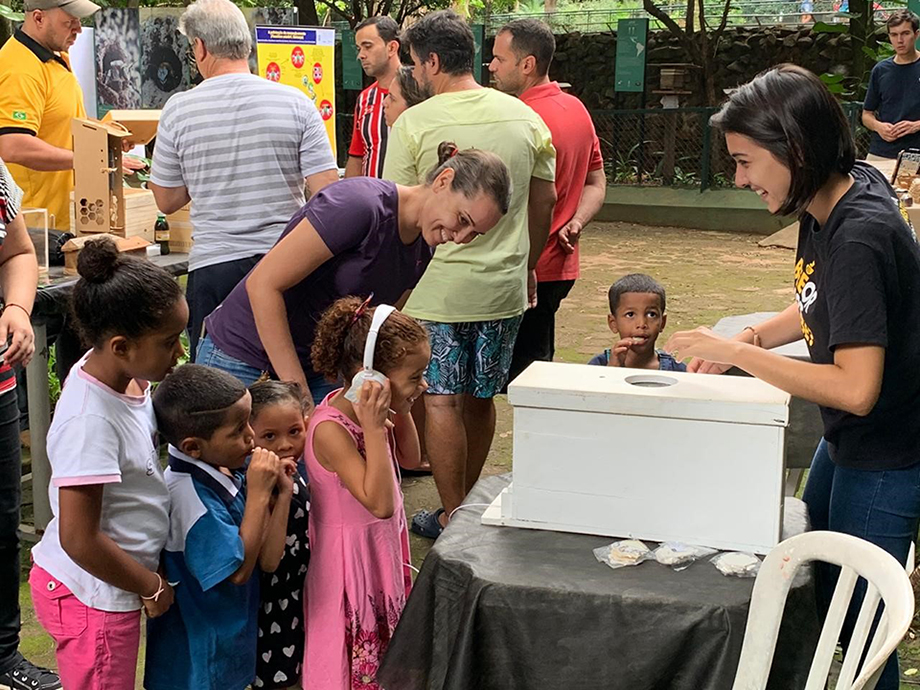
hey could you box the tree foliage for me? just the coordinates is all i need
[642,0,733,105]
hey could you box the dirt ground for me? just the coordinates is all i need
[17,221,920,688]
[403,221,796,568]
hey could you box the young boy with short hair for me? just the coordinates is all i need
[588,273,687,371]
[144,364,294,690]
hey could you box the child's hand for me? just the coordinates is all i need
[142,578,174,619]
[608,338,642,367]
[247,447,281,498]
[276,458,297,497]
[354,379,391,431]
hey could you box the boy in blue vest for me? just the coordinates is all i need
[145,364,294,690]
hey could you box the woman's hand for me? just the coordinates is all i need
[686,358,734,375]
[0,303,33,367]
[665,327,739,369]
[354,378,392,432]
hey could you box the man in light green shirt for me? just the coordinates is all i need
[383,10,557,538]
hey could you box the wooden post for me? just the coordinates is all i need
[26,323,52,531]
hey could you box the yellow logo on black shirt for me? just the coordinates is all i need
[794,257,816,346]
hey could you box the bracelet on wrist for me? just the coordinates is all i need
[141,573,165,602]
[742,325,762,348]
[3,303,30,318]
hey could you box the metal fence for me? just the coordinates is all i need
[592,102,871,190]
[484,3,896,34]
[336,103,870,190]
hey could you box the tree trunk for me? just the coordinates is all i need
[295,0,320,25]
[703,65,718,106]
[850,0,871,89]
[545,0,557,14]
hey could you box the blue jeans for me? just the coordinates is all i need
[802,438,920,690]
[196,335,338,405]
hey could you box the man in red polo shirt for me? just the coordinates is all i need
[345,16,402,178]
[490,19,607,383]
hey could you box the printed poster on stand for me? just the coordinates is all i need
[255,26,336,152]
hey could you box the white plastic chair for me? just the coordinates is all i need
[732,531,915,690]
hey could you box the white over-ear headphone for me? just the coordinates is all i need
[343,304,396,403]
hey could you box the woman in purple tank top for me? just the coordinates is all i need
[199,142,511,413]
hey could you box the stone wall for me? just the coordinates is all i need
[489,26,857,109]
[483,25,870,185]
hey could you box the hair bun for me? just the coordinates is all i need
[436,141,459,166]
[77,236,121,284]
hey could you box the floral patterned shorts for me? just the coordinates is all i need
[419,316,524,398]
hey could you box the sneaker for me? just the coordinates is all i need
[0,657,62,690]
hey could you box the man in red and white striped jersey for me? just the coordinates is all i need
[345,16,402,178]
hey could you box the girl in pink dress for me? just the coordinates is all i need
[303,297,429,689]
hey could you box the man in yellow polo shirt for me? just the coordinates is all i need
[0,0,99,232]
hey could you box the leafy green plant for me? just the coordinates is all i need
[604,140,644,184]
[814,13,892,100]
[47,346,61,411]
[0,3,23,20]
[820,72,851,97]
[712,171,733,188]
[672,166,699,186]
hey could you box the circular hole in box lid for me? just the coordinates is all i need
[625,374,678,388]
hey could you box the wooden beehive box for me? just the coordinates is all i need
[71,188,157,243]
[482,362,791,554]
[71,118,129,237]
[62,234,151,275]
[166,204,193,254]
[102,109,161,146]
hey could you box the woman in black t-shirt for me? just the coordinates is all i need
[667,65,920,690]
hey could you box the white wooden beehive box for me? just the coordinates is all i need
[481,362,791,554]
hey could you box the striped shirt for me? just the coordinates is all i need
[151,73,337,272]
[0,159,23,396]
[348,82,388,177]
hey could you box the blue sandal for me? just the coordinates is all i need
[411,508,445,539]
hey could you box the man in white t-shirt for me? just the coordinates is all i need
[149,0,338,361]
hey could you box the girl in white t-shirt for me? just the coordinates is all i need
[29,237,188,690]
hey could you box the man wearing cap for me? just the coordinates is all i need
[0,0,99,233]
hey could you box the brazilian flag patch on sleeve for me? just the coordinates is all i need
[12,111,27,121]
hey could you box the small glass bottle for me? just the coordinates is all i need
[155,213,170,256]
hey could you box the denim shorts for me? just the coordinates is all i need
[420,316,523,398]
[196,335,265,388]
[196,335,339,406]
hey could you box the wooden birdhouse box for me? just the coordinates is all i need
[102,109,161,146]
[71,118,131,237]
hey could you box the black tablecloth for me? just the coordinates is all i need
[32,253,189,323]
[378,474,819,690]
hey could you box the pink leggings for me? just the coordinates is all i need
[29,565,141,690]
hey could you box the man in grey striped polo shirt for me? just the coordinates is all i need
[150,0,337,360]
